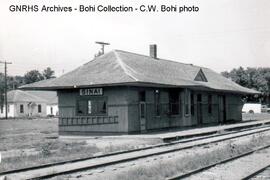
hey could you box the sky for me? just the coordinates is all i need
[0,0,270,77]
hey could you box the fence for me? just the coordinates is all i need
[59,115,118,126]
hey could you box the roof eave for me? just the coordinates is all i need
[19,81,260,95]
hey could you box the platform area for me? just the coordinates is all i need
[60,119,270,142]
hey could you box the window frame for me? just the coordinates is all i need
[169,90,180,115]
[191,93,194,116]
[76,96,108,116]
[184,89,190,116]
[38,104,42,113]
[20,104,24,113]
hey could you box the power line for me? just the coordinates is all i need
[0,61,12,119]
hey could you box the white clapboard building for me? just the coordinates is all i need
[0,90,58,118]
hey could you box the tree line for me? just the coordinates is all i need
[0,67,55,104]
[221,67,270,104]
[0,66,269,105]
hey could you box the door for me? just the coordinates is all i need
[139,91,146,132]
[218,95,226,123]
[197,94,203,125]
[139,102,146,132]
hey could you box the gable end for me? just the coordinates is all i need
[194,68,208,82]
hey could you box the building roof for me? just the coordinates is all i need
[7,90,47,103]
[25,91,58,105]
[20,50,259,94]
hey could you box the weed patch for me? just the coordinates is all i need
[112,133,270,180]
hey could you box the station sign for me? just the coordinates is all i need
[79,88,103,96]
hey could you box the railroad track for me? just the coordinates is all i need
[1,124,270,179]
[242,164,270,180]
[167,144,270,180]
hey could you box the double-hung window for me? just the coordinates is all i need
[20,104,24,113]
[77,98,107,116]
[169,90,180,115]
[185,89,190,115]
[38,104,42,113]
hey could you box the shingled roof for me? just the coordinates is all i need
[7,90,47,103]
[20,50,258,94]
[25,91,58,105]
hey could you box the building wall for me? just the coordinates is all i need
[190,91,220,124]
[58,86,244,134]
[0,102,47,118]
[14,102,47,117]
[0,104,15,118]
[226,94,243,121]
[189,91,243,124]
[58,87,130,134]
[126,87,195,132]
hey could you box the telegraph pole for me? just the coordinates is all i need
[0,61,12,119]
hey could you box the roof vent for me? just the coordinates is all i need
[149,44,157,59]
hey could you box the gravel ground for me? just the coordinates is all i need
[187,147,270,180]
[49,129,270,180]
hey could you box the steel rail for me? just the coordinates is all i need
[0,122,268,176]
[167,144,270,180]
[2,126,270,179]
[242,164,270,180]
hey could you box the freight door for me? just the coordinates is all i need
[218,95,226,123]
[139,102,146,132]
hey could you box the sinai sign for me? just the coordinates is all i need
[79,88,103,96]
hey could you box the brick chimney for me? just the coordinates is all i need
[149,44,157,59]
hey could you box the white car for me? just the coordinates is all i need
[242,103,261,114]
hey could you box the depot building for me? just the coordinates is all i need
[21,45,258,135]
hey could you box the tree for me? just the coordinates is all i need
[43,67,55,79]
[24,70,44,84]
[221,67,270,105]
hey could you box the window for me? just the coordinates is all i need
[38,104,42,113]
[208,95,212,114]
[185,89,190,115]
[139,91,146,102]
[77,100,87,115]
[77,98,107,116]
[8,105,10,113]
[88,100,92,114]
[197,94,202,102]
[0,106,3,113]
[169,90,180,115]
[191,93,194,115]
[154,90,161,116]
[20,104,24,113]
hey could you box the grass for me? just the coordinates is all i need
[110,133,270,180]
[0,118,160,172]
[1,113,270,173]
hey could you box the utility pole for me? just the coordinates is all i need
[95,41,110,56]
[0,61,12,119]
